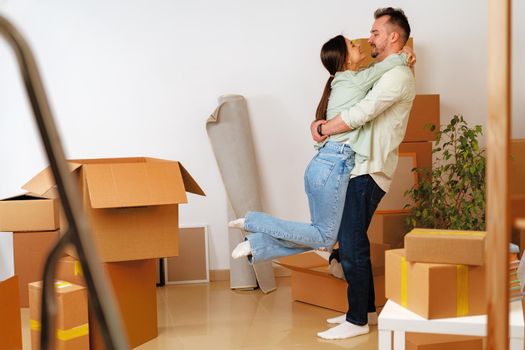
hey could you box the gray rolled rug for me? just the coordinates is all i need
[206,94,276,293]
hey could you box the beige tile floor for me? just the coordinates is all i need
[21,277,378,349]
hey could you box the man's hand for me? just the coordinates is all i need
[310,119,328,143]
[401,46,416,68]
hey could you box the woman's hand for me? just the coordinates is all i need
[311,119,328,142]
[401,46,416,68]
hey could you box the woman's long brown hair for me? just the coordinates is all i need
[315,35,347,121]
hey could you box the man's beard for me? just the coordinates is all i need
[370,45,379,58]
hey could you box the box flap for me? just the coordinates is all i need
[71,157,147,165]
[22,163,82,196]
[178,163,205,196]
[274,251,328,272]
[308,265,334,278]
[84,162,188,208]
[0,193,48,201]
[145,159,205,196]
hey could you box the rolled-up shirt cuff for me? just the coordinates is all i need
[340,108,361,129]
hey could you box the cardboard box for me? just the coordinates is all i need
[404,95,440,142]
[56,257,157,349]
[512,210,525,256]
[350,40,439,142]
[0,194,59,232]
[376,153,417,213]
[276,252,386,313]
[406,333,483,350]
[370,242,390,269]
[368,212,410,248]
[13,230,60,307]
[56,256,86,286]
[522,297,525,328]
[355,37,413,70]
[29,280,89,350]
[399,141,433,174]
[23,157,205,262]
[404,229,486,266]
[0,276,23,350]
[511,139,525,196]
[386,249,486,319]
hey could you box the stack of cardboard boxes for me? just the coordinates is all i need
[385,229,488,349]
[0,157,204,349]
[0,194,61,307]
[386,229,487,319]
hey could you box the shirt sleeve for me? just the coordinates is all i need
[340,67,412,129]
[353,53,408,91]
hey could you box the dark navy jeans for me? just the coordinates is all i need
[337,174,385,326]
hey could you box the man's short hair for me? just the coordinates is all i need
[374,7,411,45]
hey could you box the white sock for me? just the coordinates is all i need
[228,218,245,229]
[317,321,369,340]
[231,240,251,259]
[326,312,377,326]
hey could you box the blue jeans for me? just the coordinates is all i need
[244,141,355,263]
[338,174,385,326]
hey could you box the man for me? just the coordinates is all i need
[313,8,415,340]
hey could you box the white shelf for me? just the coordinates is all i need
[378,299,524,350]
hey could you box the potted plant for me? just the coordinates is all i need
[404,115,486,231]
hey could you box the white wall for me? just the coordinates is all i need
[0,0,523,270]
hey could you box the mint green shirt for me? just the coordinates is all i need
[341,65,416,179]
[316,53,408,164]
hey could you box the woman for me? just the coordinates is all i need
[230,35,412,263]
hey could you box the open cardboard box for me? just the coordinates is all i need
[0,193,59,232]
[23,157,205,262]
[275,250,386,313]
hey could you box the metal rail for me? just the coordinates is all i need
[0,15,128,350]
